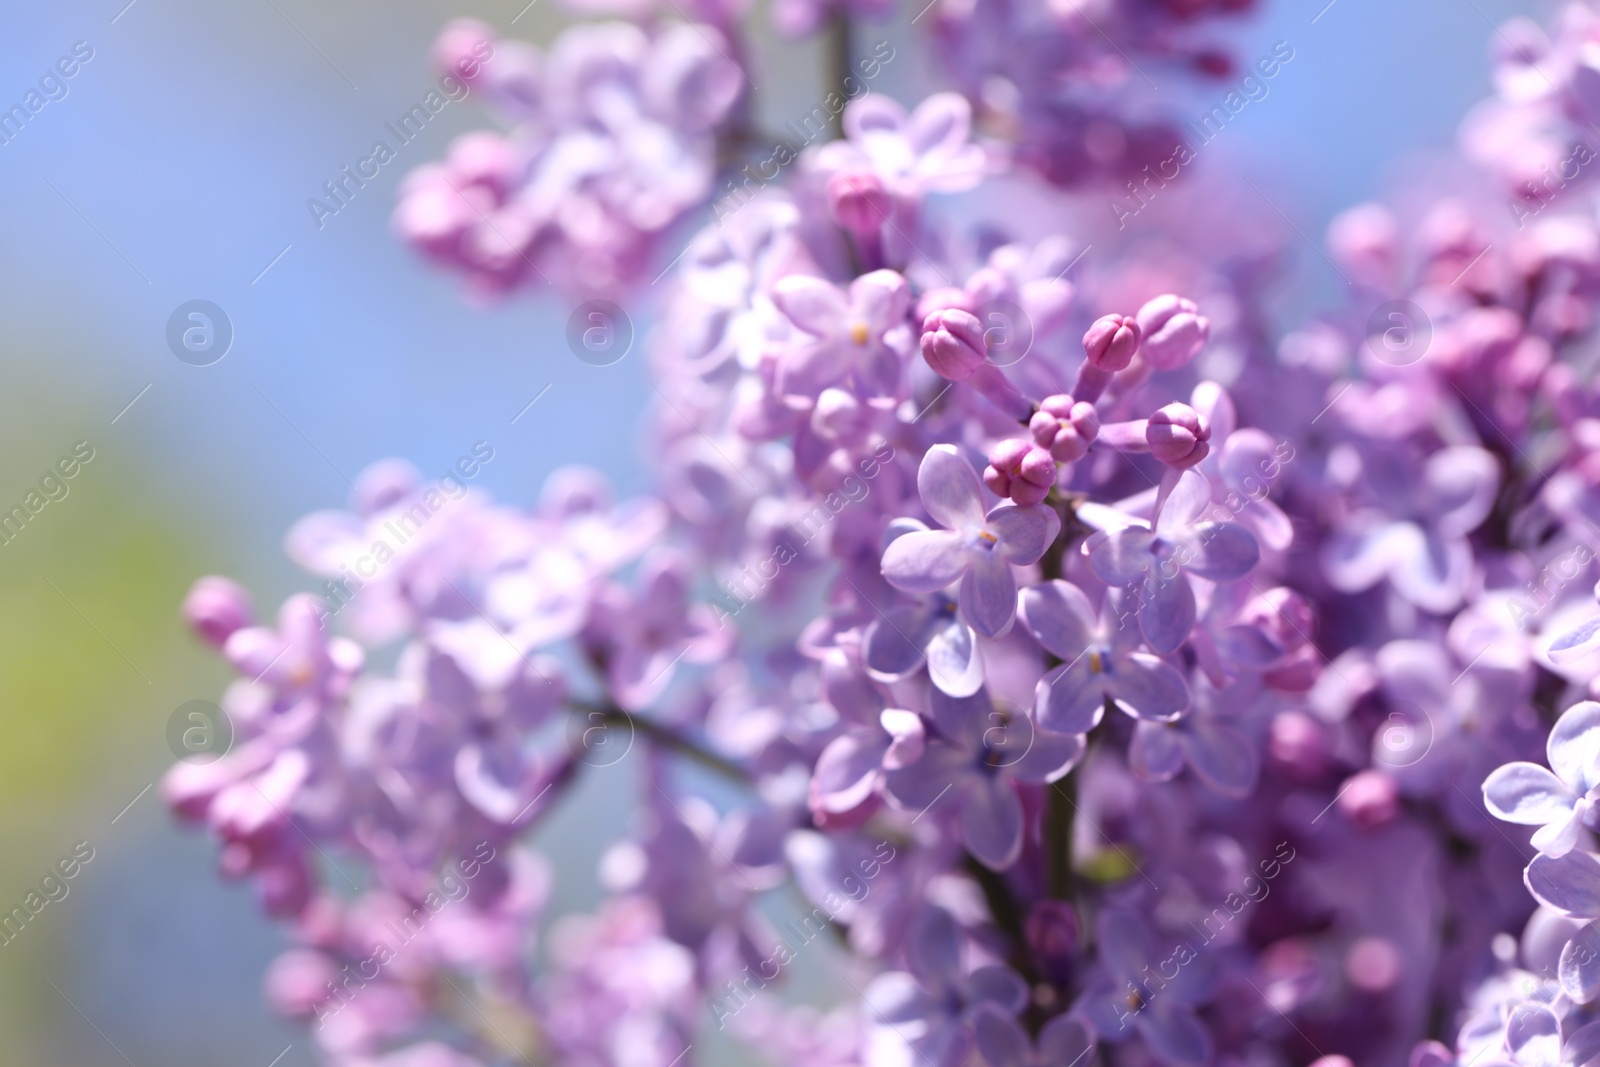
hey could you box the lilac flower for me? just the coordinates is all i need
[395,21,743,297]
[813,94,988,206]
[1076,909,1214,1067]
[972,1005,1093,1067]
[582,550,732,710]
[772,269,913,402]
[860,589,986,698]
[1322,444,1499,614]
[885,686,1083,869]
[810,653,925,828]
[1127,678,1260,796]
[1484,701,1600,857]
[1020,579,1190,733]
[1085,471,1261,654]
[860,906,1029,1067]
[881,445,1060,638]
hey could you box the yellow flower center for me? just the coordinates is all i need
[1088,650,1104,674]
[849,322,870,346]
[977,529,999,547]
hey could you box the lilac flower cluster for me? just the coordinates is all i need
[163,3,1600,1066]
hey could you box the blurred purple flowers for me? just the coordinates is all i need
[158,4,1600,1067]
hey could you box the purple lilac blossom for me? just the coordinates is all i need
[159,4,1600,1067]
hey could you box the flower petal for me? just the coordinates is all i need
[919,444,988,532]
[1155,470,1212,536]
[1550,701,1600,792]
[1322,518,1417,593]
[812,730,889,814]
[1020,580,1097,661]
[1088,527,1156,586]
[1036,659,1107,734]
[1560,921,1600,1004]
[1139,574,1197,655]
[883,529,970,593]
[863,606,932,680]
[989,503,1061,565]
[1097,908,1156,976]
[972,1007,1028,1067]
[1180,522,1260,580]
[1009,727,1086,783]
[961,778,1023,869]
[1183,721,1260,796]
[772,274,848,337]
[1425,445,1499,538]
[960,552,1019,638]
[1483,762,1576,825]
[1109,653,1191,721]
[1136,1003,1212,1067]
[1505,1001,1561,1067]
[1129,721,1185,782]
[927,615,985,697]
[1038,1016,1094,1067]
[1527,850,1600,917]
[965,966,1030,1014]
[851,269,911,330]
[1553,616,1600,662]
[881,709,926,770]
[1391,529,1474,614]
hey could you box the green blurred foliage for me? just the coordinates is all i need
[0,373,229,1064]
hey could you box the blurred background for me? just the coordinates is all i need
[0,0,1554,1062]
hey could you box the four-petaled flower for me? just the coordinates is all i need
[1085,471,1261,654]
[1021,579,1191,734]
[881,445,1060,638]
[1484,700,1600,857]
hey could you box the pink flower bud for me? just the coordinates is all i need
[984,438,1056,505]
[1327,204,1399,290]
[1082,313,1141,371]
[921,309,988,381]
[1145,403,1210,468]
[1336,769,1399,829]
[432,19,497,83]
[184,576,254,648]
[448,131,518,197]
[265,949,339,1019]
[1268,710,1330,781]
[1136,294,1210,371]
[1029,393,1100,462]
[828,172,893,240]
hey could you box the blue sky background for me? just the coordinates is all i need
[0,0,1553,1062]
